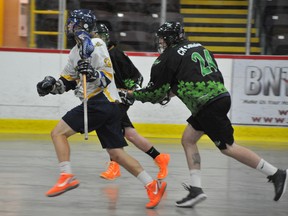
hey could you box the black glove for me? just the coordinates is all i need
[37,76,56,96]
[133,83,142,91]
[118,89,135,106]
[77,59,99,82]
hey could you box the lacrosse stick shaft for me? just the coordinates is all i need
[82,74,89,140]
[76,30,94,140]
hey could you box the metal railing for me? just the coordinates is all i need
[29,0,67,49]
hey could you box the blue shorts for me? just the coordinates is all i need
[62,93,128,149]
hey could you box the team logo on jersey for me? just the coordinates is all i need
[104,57,112,68]
[95,42,103,47]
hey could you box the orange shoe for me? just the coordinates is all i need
[145,180,167,209]
[154,153,170,179]
[100,161,121,180]
[46,173,80,197]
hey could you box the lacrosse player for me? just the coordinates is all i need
[92,22,170,181]
[36,9,166,209]
[120,21,288,208]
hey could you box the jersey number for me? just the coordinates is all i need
[191,49,218,76]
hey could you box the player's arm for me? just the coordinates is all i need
[120,66,172,104]
[133,82,171,104]
[77,58,111,88]
[36,76,77,97]
[124,66,143,91]
[115,49,143,90]
[133,62,172,104]
[36,57,77,97]
[82,38,113,88]
[108,47,143,90]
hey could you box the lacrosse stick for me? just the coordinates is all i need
[75,30,95,140]
[82,74,88,140]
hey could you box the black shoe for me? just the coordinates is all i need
[175,184,207,208]
[267,169,288,201]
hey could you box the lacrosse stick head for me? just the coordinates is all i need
[75,30,95,59]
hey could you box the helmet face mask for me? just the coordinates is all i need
[156,22,185,53]
[65,9,96,39]
[95,32,110,44]
[92,23,110,44]
[65,18,80,39]
[156,37,168,54]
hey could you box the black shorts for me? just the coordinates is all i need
[62,93,128,149]
[187,96,234,150]
[118,103,134,129]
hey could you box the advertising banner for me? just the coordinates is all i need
[231,59,288,126]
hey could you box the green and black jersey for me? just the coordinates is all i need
[108,42,143,90]
[133,40,229,115]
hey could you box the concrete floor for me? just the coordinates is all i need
[0,134,287,216]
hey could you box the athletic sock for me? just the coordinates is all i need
[59,161,72,174]
[256,159,278,176]
[189,169,202,188]
[145,146,160,159]
[137,170,154,186]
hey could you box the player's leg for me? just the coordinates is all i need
[46,101,94,197]
[124,126,170,180]
[97,104,167,208]
[107,147,167,209]
[176,123,207,208]
[204,96,287,202]
[221,143,261,168]
[107,147,142,176]
[181,124,203,171]
[46,118,79,197]
[99,104,128,180]
[100,106,170,180]
[100,160,121,180]
[51,119,75,162]
[221,142,287,201]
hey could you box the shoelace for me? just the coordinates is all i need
[182,183,192,191]
[267,175,274,183]
[106,162,116,173]
[57,174,73,185]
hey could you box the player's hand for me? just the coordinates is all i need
[158,91,175,105]
[36,76,56,96]
[133,83,142,91]
[77,59,99,82]
[118,89,135,106]
[158,93,171,105]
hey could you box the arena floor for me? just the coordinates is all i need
[0,134,287,216]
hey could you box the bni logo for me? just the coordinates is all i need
[245,66,288,96]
